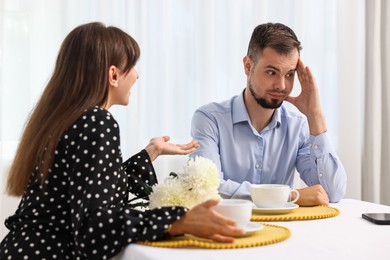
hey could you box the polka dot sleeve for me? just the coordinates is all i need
[66,107,187,258]
[122,150,157,201]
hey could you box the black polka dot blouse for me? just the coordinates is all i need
[0,106,187,260]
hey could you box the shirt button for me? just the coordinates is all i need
[313,145,319,150]
[319,173,323,177]
[255,164,260,168]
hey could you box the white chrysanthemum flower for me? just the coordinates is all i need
[148,156,221,209]
[148,178,186,208]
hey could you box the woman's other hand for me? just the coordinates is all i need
[168,199,245,243]
[145,136,199,161]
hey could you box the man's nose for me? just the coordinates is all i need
[275,76,286,91]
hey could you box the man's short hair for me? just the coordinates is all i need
[247,23,302,62]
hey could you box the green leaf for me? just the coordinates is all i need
[144,184,153,196]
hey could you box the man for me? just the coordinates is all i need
[190,23,347,206]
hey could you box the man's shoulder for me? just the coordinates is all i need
[196,95,237,115]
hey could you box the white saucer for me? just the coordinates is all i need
[245,221,264,234]
[237,222,264,237]
[252,203,299,214]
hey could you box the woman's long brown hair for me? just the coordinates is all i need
[7,22,140,196]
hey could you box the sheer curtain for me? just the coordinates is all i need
[2,0,387,204]
[362,0,390,205]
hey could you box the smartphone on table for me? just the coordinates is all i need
[362,213,390,225]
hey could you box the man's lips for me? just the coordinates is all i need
[268,93,285,99]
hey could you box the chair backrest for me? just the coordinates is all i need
[152,155,190,182]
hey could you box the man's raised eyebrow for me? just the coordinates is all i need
[265,65,296,73]
[265,65,280,71]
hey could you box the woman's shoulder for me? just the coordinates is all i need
[78,106,117,124]
[67,106,119,136]
[82,105,113,118]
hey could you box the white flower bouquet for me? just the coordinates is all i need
[148,156,221,209]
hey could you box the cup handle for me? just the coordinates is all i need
[289,189,300,204]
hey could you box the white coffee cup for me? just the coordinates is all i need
[250,184,300,208]
[213,199,252,229]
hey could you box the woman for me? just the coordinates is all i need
[0,22,243,259]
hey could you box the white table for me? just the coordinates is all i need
[114,199,390,260]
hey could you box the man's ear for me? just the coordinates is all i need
[108,65,119,87]
[243,56,252,76]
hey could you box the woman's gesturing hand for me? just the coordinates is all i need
[145,136,199,161]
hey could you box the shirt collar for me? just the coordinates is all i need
[232,90,281,129]
[232,90,249,124]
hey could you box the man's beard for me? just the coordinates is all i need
[248,83,284,109]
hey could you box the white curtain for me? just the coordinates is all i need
[362,0,390,205]
[1,0,389,205]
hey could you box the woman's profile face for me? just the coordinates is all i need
[114,67,139,106]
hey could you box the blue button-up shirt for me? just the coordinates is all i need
[190,91,347,202]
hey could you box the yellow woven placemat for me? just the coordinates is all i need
[137,224,290,249]
[251,205,340,221]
